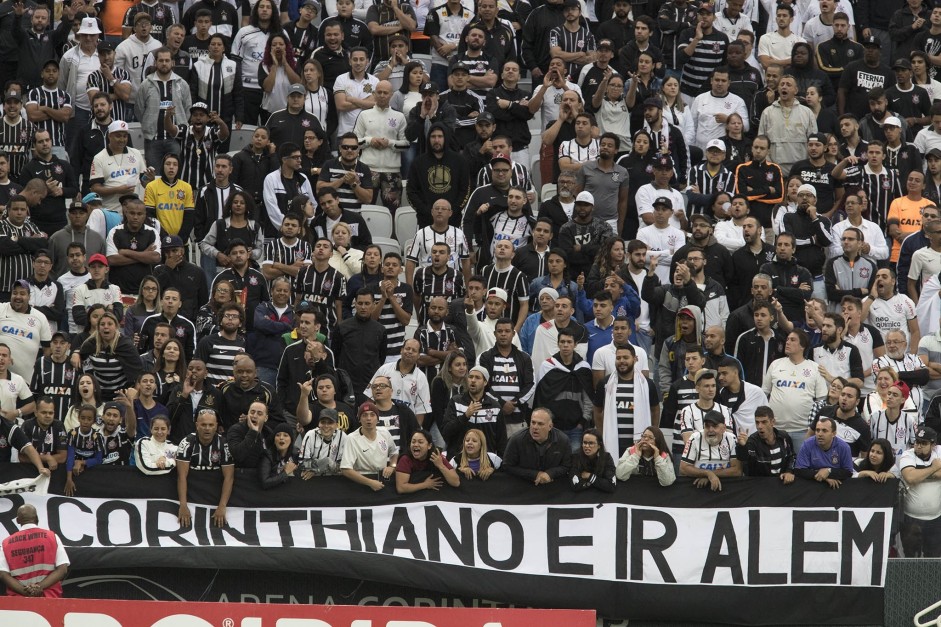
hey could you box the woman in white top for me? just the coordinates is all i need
[259,33,302,118]
[328,222,363,279]
[134,416,177,476]
[594,74,631,150]
[63,374,103,432]
[863,367,920,421]
[302,59,330,123]
[912,51,941,103]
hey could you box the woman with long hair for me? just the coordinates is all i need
[259,33,301,118]
[199,190,264,266]
[586,237,627,297]
[329,222,364,279]
[528,248,579,300]
[614,425,675,486]
[156,338,187,389]
[911,51,941,102]
[395,429,461,493]
[194,34,242,129]
[343,244,383,317]
[70,303,106,365]
[824,133,840,164]
[135,415,178,476]
[260,424,302,489]
[288,194,316,241]
[78,312,142,401]
[617,129,656,238]
[808,376,846,427]
[233,0,284,124]
[302,58,330,122]
[63,374,103,431]
[430,351,467,442]
[570,428,617,491]
[658,75,685,129]
[772,174,802,237]
[391,60,426,176]
[805,85,838,137]
[449,428,501,480]
[854,438,899,481]
[122,276,161,342]
[196,279,236,341]
[720,112,750,169]
[301,129,327,182]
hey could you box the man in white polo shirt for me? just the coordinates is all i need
[0,280,51,385]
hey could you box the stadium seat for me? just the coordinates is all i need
[373,236,402,261]
[530,156,541,191]
[126,122,145,154]
[541,184,557,202]
[359,205,394,239]
[394,206,418,248]
[228,125,257,153]
[413,54,432,74]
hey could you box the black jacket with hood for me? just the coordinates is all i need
[405,122,472,228]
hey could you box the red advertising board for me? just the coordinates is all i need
[0,596,597,627]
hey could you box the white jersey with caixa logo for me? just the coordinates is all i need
[681,430,737,471]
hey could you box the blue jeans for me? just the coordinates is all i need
[66,107,91,164]
[256,366,278,389]
[788,430,809,456]
[564,426,583,452]
[145,138,180,171]
[200,253,218,289]
[430,64,448,91]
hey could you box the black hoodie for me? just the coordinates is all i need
[405,122,472,228]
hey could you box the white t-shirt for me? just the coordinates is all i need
[868,294,917,343]
[0,371,31,415]
[366,362,432,415]
[898,445,941,520]
[591,342,649,376]
[636,223,687,283]
[761,357,828,432]
[333,73,380,135]
[340,426,397,474]
[0,304,52,385]
[634,184,686,229]
[909,248,941,290]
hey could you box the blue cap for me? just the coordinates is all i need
[82,192,103,205]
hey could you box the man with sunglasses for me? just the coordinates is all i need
[317,132,374,213]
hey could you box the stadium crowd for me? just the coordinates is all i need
[0,0,938,566]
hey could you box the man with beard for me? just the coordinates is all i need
[759,232,813,321]
[558,191,615,279]
[262,143,315,239]
[462,112,496,190]
[688,68,748,150]
[463,154,516,264]
[165,359,221,442]
[859,89,909,144]
[813,313,865,390]
[194,302,246,389]
[406,124,470,230]
[672,213,734,286]
[576,133,629,235]
[886,59,931,140]
[366,373,421,449]
[898,426,941,556]
[77,94,117,197]
[758,76,817,176]
[598,0,634,54]
[414,295,458,381]
[678,247,729,329]
[19,131,76,236]
[680,410,742,491]
[725,271,774,352]
[736,135,784,238]
[815,13,863,93]
[537,172,577,241]
[839,36,895,119]
[864,267,920,351]
[442,365,507,455]
[716,357,768,436]
[791,134,844,215]
[735,405,795,479]
[678,3,730,105]
[317,134,374,214]
[794,416,854,486]
[764,329,829,452]
[782,185,832,300]
[593,344,659,459]
[688,140,735,218]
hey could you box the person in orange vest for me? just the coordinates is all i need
[0,504,70,597]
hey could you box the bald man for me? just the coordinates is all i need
[0,505,69,597]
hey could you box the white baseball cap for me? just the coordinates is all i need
[706,139,726,151]
[575,191,594,204]
[487,287,508,302]
[107,120,129,134]
[77,18,102,35]
[883,116,902,128]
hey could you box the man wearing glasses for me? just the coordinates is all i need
[316,132,374,213]
[261,142,315,239]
